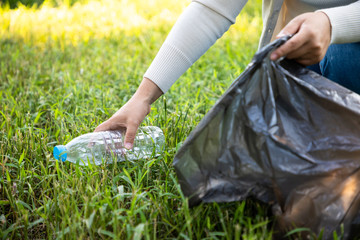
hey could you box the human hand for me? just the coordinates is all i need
[94,78,163,149]
[94,98,151,149]
[270,12,332,66]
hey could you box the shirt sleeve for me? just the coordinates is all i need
[144,1,247,93]
[319,1,360,44]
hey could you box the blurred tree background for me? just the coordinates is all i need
[1,0,82,8]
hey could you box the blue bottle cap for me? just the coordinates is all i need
[53,145,67,162]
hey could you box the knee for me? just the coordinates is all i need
[319,43,360,93]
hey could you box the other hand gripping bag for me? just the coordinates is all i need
[173,36,360,239]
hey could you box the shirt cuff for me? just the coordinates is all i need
[319,1,360,44]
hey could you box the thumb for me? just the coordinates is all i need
[124,125,138,149]
[94,119,113,132]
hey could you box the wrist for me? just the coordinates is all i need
[315,11,332,43]
[132,77,163,105]
[131,92,153,106]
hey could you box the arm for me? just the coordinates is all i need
[145,0,246,93]
[95,0,247,148]
[271,1,360,66]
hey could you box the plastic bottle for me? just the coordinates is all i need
[53,126,165,165]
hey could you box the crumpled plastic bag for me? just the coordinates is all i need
[173,36,360,239]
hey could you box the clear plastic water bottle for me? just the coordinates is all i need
[53,126,165,165]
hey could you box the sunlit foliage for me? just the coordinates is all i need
[0,0,261,46]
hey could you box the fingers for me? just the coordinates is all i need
[287,42,326,66]
[94,118,123,132]
[286,42,315,60]
[270,15,305,61]
[271,27,325,65]
[271,27,308,61]
[124,124,138,149]
[95,118,139,149]
[94,89,154,149]
[270,12,331,65]
[271,37,307,62]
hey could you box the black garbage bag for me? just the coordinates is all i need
[173,36,360,239]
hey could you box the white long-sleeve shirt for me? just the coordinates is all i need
[144,0,360,93]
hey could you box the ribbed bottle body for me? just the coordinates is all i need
[55,126,165,165]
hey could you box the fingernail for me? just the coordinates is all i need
[270,53,278,61]
[124,143,133,149]
[276,31,286,38]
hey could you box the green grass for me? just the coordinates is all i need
[0,0,322,239]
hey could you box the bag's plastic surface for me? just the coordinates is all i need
[173,36,360,239]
